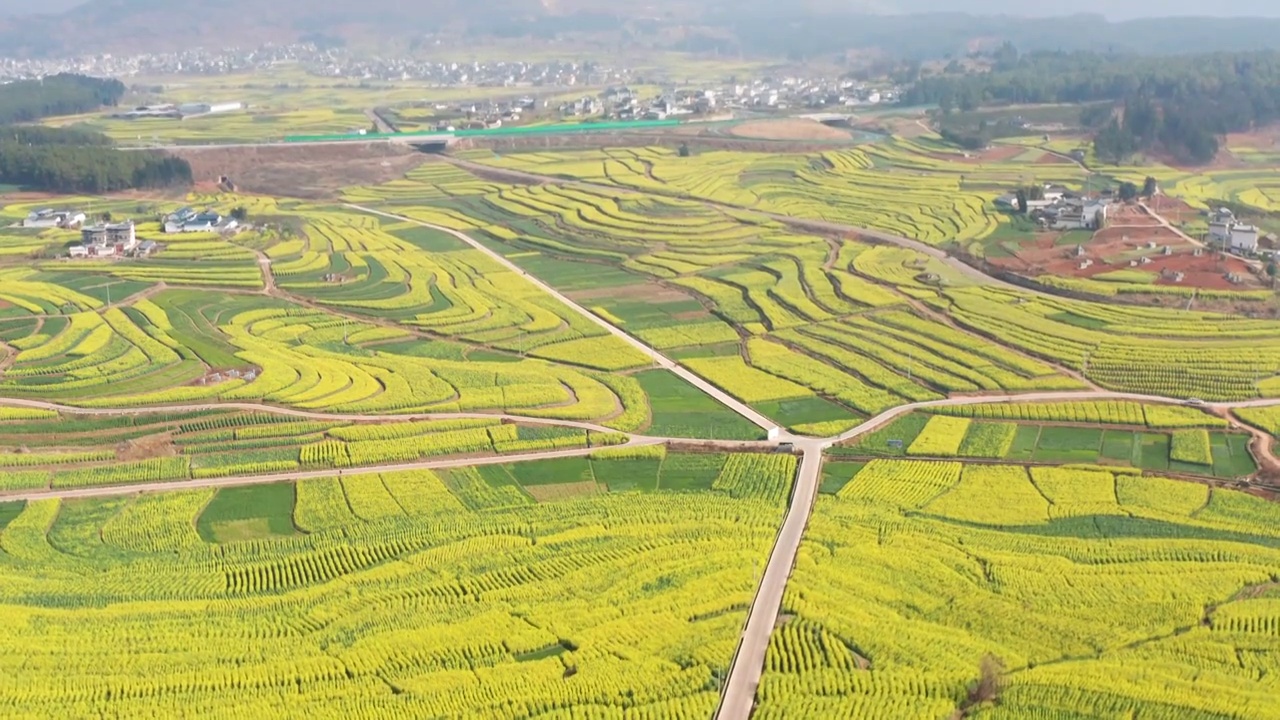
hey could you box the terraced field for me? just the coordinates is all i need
[2,130,1280,720]
[469,139,1084,248]
[0,199,669,431]
[341,158,1280,422]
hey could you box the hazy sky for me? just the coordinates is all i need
[0,0,81,14]
[892,0,1280,18]
[3,0,1280,19]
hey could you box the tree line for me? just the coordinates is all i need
[0,74,125,124]
[0,75,191,193]
[0,134,192,193]
[909,49,1280,165]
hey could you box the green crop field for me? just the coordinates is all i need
[832,406,1255,479]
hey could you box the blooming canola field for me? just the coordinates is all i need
[2,129,1280,719]
[0,451,795,717]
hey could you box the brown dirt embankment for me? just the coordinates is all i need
[168,143,428,199]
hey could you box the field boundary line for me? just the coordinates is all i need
[344,203,784,435]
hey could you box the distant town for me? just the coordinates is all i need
[0,44,900,121]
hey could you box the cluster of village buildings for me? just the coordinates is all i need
[422,78,897,131]
[995,185,1110,231]
[21,207,239,259]
[996,186,1266,255]
[1206,208,1261,253]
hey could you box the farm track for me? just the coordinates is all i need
[1138,200,1206,249]
[0,439,662,504]
[0,396,625,434]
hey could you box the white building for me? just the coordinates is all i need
[164,208,236,234]
[23,209,85,229]
[177,101,243,118]
[1208,208,1235,244]
[81,221,137,250]
[1207,207,1260,252]
[1047,198,1109,231]
[1230,224,1260,253]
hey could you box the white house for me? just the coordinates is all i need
[164,208,237,234]
[23,209,85,229]
[1083,200,1109,229]
[1230,224,1260,253]
[164,207,197,233]
[81,221,137,252]
[1048,198,1109,230]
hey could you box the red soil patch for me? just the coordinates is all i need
[169,143,429,199]
[1106,203,1162,226]
[977,145,1024,162]
[1227,127,1280,145]
[1146,195,1200,223]
[992,228,1261,292]
[1091,225,1184,246]
[568,282,691,304]
[856,115,930,138]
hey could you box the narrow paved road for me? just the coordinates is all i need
[829,390,1279,445]
[365,109,396,135]
[253,249,277,294]
[0,439,666,503]
[717,441,823,719]
[0,396,622,435]
[346,203,783,434]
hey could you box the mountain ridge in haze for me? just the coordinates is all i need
[4,0,1280,58]
[6,0,1280,19]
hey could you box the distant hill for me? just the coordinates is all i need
[0,0,83,14]
[5,0,1280,58]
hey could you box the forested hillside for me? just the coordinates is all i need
[0,127,192,193]
[0,74,124,124]
[913,50,1280,164]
